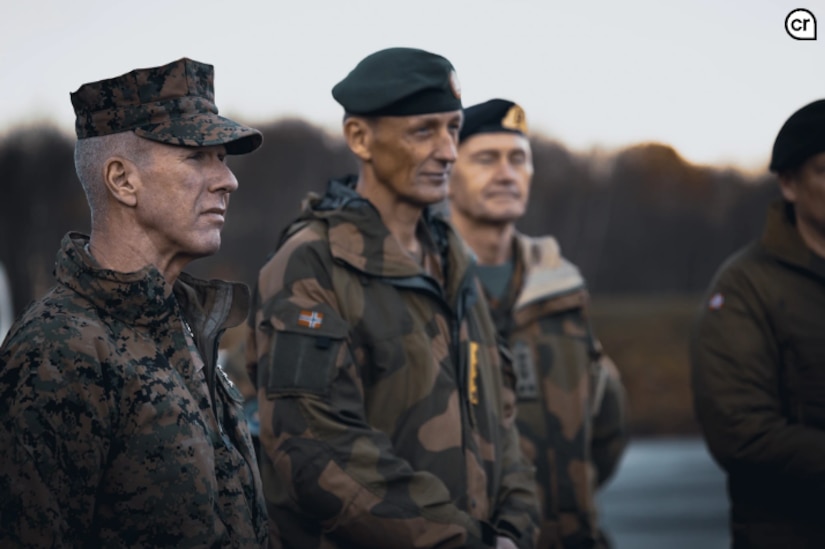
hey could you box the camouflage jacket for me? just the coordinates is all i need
[0,233,268,548]
[691,200,825,548]
[483,234,627,549]
[247,177,539,549]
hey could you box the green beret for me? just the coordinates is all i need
[460,98,528,143]
[770,99,825,173]
[70,58,262,155]
[332,47,462,116]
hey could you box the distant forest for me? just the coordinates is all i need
[0,120,779,314]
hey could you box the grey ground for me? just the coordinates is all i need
[598,437,729,549]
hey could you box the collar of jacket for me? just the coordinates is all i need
[512,232,586,311]
[306,176,475,298]
[761,199,825,280]
[55,232,249,336]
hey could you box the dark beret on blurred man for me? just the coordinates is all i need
[459,98,528,143]
[769,98,825,174]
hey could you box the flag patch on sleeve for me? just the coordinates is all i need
[297,309,324,329]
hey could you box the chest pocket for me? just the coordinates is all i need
[264,299,348,398]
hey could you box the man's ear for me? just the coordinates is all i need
[343,117,373,162]
[102,156,140,207]
[778,172,799,204]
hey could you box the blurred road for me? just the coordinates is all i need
[598,437,730,549]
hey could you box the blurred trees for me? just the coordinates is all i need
[0,120,779,314]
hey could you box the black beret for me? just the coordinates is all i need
[332,47,462,116]
[770,99,825,173]
[459,99,528,143]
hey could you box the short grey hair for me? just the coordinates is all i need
[74,131,149,222]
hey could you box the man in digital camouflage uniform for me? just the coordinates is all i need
[247,48,540,549]
[692,99,825,548]
[0,58,269,547]
[448,99,627,549]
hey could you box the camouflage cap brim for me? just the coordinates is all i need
[133,112,263,155]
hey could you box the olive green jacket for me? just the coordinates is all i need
[482,234,627,549]
[248,178,539,549]
[691,200,825,548]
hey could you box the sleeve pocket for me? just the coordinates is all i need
[265,299,348,398]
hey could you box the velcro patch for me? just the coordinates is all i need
[512,340,539,400]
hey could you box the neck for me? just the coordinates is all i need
[450,212,514,266]
[356,175,424,256]
[796,217,825,260]
[89,217,188,291]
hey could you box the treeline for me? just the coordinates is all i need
[0,120,779,314]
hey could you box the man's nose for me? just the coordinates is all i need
[434,129,458,163]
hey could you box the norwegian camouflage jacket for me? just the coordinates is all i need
[484,234,627,549]
[247,177,539,549]
[0,233,268,547]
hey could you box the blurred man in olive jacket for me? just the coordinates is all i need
[691,99,825,548]
[449,99,627,549]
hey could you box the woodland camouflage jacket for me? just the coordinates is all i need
[485,234,627,549]
[247,177,540,549]
[0,233,268,547]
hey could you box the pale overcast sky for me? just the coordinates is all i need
[1,0,821,168]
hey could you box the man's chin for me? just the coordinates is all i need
[405,190,449,209]
[479,211,522,225]
[184,236,222,260]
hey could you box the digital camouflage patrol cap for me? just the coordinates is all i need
[460,99,528,143]
[332,47,462,116]
[770,99,825,173]
[71,57,262,155]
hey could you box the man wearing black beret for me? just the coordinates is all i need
[691,99,825,548]
[448,99,627,549]
[247,48,539,549]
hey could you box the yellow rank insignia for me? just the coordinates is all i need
[469,341,479,405]
[501,104,528,134]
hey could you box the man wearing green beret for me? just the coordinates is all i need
[0,58,268,546]
[448,99,627,549]
[247,48,539,549]
[691,99,825,548]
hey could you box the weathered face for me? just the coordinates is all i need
[366,110,462,206]
[780,150,825,240]
[449,132,533,224]
[134,141,238,259]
